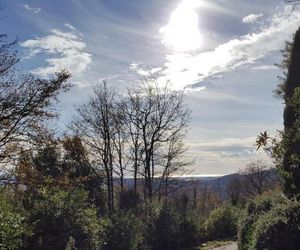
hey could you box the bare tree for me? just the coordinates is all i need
[124,79,191,199]
[239,160,274,196]
[112,104,128,191]
[226,175,243,205]
[122,93,143,195]
[157,133,191,200]
[72,82,117,213]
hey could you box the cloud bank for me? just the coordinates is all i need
[21,26,92,77]
[161,6,300,90]
[242,13,263,23]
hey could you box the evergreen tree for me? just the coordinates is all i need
[281,27,300,197]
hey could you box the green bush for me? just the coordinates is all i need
[119,189,140,212]
[0,191,31,250]
[205,205,240,240]
[104,211,143,250]
[238,193,300,250]
[152,205,182,250]
[140,201,204,249]
[179,216,201,247]
[27,187,105,250]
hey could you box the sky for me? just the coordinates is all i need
[1,0,299,175]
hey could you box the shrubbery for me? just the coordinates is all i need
[238,193,300,250]
[0,190,31,250]
[205,205,240,241]
[104,211,143,250]
[104,201,205,250]
[1,186,213,250]
[152,205,182,250]
[26,187,105,250]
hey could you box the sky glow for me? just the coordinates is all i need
[2,0,297,174]
[159,0,203,52]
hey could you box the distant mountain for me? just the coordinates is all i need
[120,169,280,200]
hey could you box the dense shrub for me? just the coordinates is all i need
[119,189,140,212]
[152,205,182,250]
[0,190,31,250]
[137,200,162,250]
[205,205,240,240]
[238,192,300,250]
[140,201,204,250]
[104,211,143,250]
[26,187,105,250]
[179,216,202,248]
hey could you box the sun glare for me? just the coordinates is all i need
[160,0,203,52]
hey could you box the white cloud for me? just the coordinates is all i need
[128,63,162,77]
[64,23,76,31]
[189,137,256,150]
[161,6,300,90]
[150,67,162,74]
[242,13,263,23]
[251,64,277,71]
[23,4,41,14]
[21,29,92,77]
[186,137,272,174]
[220,149,255,158]
[184,86,206,93]
[98,74,121,83]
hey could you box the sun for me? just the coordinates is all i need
[159,0,203,52]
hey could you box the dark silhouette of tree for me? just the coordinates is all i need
[257,28,300,198]
[0,33,70,179]
[124,79,190,200]
[239,161,273,196]
[281,27,300,197]
[226,175,243,205]
[72,82,118,213]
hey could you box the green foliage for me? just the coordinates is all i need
[27,187,105,250]
[260,28,300,198]
[0,190,31,250]
[279,27,300,197]
[104,211,143,250]
[179,215,202,247]
[119,189,140,212]
[205,205,240,241]
[152,205,182,250]
[140,200,207,249]
[238,192,300,250]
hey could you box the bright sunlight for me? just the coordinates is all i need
[159,0,203,52]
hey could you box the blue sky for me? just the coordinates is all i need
[1,0,299,175]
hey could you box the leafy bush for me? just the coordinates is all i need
[139,201,203,249]
[238,193,300,250]
[119,189,140,212]
[27,187,105,250]
[0,191,31,250]
[104,211,143,250]
[179,216,202,247]
[137,200,162,250]
[205,205,240,240]
[152,205,182,250]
